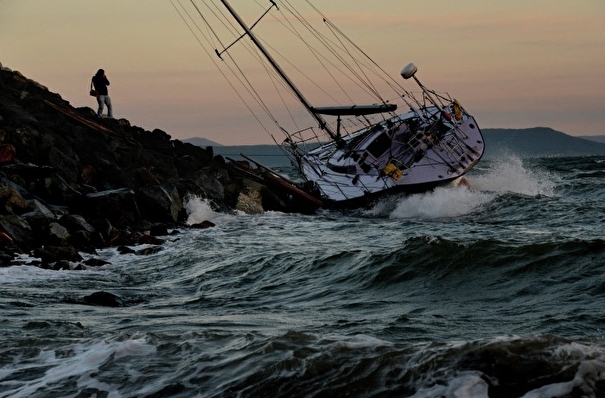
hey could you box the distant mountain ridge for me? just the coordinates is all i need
[183,137,222,147]
[186,127,605,161]
[481,127,605,158]
[579,135,605,144]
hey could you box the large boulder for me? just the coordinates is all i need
[235,190,264,214]
[0,214,33,250]
[59,214,103,248]
[135,183,182,223]
[0,183,28,214]
[80,188,140,228]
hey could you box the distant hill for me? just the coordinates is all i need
[579,135,605,144]
[213,145,292,168]
[185,127,605,162]
[482,127,605,158]
[182,137,222,147]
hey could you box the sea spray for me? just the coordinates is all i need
[389,184,493,219]
[470,156,557,196]
[183,195,218,225]
[384,157,558,219]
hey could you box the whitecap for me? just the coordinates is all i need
[183,195,219,225]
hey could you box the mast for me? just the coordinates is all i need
[219,0,339,140]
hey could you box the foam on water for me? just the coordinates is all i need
[384,156,558,219]
[0,335,156,398]
[388,184,493,219]
[409,371,489,398]
[0,259,76,284]
[184,195,219,225]
[471,156,557,196]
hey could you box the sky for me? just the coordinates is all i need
[1,0,604,145]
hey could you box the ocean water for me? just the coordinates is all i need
[1,156,605,398]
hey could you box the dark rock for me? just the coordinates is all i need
[193,169,225,200]
[83,291,124,307]
[135,183,182,223]
[91,218,114,242]
[59,214,96,235]
[83,258,111,267]
[33,245,82,263]
[0,64,246,260]
[20,211,52,245]
[59,214,103,248]
[150,224,168,236]
[48,222,70,245]
[137,246,162,255]
[173,179,207,201]
[69,230,94,250]
[48,146,79,183]
[25,198,57,219]
[82,188,140,228]
[117,245,136,254]
[38,172,82,206]
[54,260,71,270]
[133,167,160,186]
[0,251,15,266]
[0,183,28,214]
[0,214,33,250]
[133,233,164,245]
[190,220,216,229]
[0,144,15,164]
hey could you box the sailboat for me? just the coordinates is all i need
[173,0,485,212]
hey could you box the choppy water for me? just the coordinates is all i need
[1,156,605,398]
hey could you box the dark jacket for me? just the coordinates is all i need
[92,75,110,95]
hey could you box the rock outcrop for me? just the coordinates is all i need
[0,63,264,268]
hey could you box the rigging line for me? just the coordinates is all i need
[196,2,293,131]
[210,12,308,135]
[317,10,410,95]
[178,0,219,52]
[217,0,277,57]
[306,1,418,105]
[254,45,305,133]
[171,0,207,49]
[321,21,384,103]
[189,1,230,50]
[269,0,378,105]
[283,0,391,101]
[217,1,342,141]
[276,0,354,103]
[180,1,278,137]
[265,24,351,112]
[200,0,254,50]
[226,48,302,136]
[199,13,308,137]
[278,0,400,110]
[279,0,381,102]
[191,3,326,143]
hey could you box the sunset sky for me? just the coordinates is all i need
[1,0,604,145]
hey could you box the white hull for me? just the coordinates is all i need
[297,106,484,205]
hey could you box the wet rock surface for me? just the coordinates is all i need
[0,63,268,269]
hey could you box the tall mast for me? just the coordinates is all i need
[219,0,339,140]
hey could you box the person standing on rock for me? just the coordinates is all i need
[92,69,113,118]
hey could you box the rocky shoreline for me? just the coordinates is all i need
[0,63,270,270]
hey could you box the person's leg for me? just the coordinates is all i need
[105,96,113,118]
[96,95,105,117]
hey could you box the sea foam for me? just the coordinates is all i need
[386,156,557,219]
[184,195,219,225]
